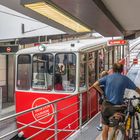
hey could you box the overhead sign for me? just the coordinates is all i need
[0,45,19,54]
[133,58,138,64]
[108,40,128,46]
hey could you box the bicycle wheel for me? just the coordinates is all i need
[132,114,139,140]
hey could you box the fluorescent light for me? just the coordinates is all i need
[24,2,91,32]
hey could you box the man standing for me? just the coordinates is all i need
[93,63,140,140]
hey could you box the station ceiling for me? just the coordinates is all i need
[0,0,140,38]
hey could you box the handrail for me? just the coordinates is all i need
[0,101,80,139]
[0,94,76,137]
[0,93,84,140]
[0,94,76,122]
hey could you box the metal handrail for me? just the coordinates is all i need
[0,94,76,122]
[0,100,80,139]
[0,93,82,140]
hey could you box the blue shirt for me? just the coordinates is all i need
[99,73,137,105]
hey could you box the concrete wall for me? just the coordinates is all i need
[0,55,6,86]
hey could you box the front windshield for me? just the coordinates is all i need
[54,53,76,92]
[32,53,53,90]
[31,53,76,92]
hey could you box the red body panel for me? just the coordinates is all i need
[16,92,79,140]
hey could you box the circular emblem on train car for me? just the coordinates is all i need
[32,98,54,124]
[38,44,46,52]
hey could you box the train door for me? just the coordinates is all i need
[109,47,114,69]
[87,51,98,118]
[79,51,99,124]
[79,53,88,124]
[97,48,105,79]
[104,49,109,71]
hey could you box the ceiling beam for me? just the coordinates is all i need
[92,0,125,34]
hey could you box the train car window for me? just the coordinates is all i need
[79,53,86,90]
[114,46,118,63]
[117,46,121,61]
[109,49,113,69]
[32,53,53,90]
[87,52,96,87]
[98,49,105,74]
[121,45,124,58]
[104,51,109,70]
[55,53,76,92]
[124,45,129,57]
[17,54,31,90]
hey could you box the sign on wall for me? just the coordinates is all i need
[0,45,19,54]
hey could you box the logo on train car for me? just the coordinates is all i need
[108,40,128,46]
[32,98,54,124]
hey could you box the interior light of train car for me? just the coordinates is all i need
[21,0,91,33]
[108,39,128,46]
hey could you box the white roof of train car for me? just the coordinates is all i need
[16,37,120,54]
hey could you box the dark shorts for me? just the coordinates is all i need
[99,95,104,105]
[101,100,125,126]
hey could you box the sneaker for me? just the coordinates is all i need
[96,125,102,131]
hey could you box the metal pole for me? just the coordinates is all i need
[0,87,2,117]
[79,93,82,131]
[54,103,58,140]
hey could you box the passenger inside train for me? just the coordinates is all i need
[35,66,45,86]
[54,74,64,90]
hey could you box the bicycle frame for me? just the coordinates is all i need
[109,96,140,140]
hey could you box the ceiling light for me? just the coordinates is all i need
[21,1,91,33]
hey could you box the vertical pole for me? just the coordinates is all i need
[79,93,82,131]
[0,87,2,117]
[54,103,58,140]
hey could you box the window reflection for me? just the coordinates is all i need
[17,55,31,90]
[32,54,53,90]
[55,53,76,92]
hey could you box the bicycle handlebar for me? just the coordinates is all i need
[124,96,140,101]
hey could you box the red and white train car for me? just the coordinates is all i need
[15,37,128,139]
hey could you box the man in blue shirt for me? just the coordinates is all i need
[93,63,140,140]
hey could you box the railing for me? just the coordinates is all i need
[0,94,83,140]
[127,40,140,71]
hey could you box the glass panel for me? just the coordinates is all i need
[104,52,109,70]
[54,53,76,92]
[32,53,53,90]
[88,52,96,86]
[117,46,121,61]
[114,46,118,63]
[79,53,86,90]
[124,45,128,57]
[17,55,31,90]
[98,49,105,74]
[109,50,113,69]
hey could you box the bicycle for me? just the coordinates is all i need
[108,96,140,140]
